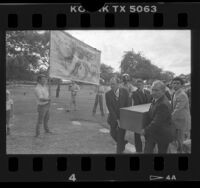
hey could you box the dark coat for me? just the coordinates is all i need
[144,95,175,144]
[105,88,129,126]
[132,89,152,105]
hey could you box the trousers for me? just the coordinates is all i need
[134,133,143,152]
[144,138,169,153]
[36,103,50,135]
[93,94,104,115]
[109,121,126,153]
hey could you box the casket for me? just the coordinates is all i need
[119,103,151,134]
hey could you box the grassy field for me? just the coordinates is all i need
[6,84,137,154]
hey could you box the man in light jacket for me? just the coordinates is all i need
[171,77,191,153]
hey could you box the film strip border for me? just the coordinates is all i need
[0,2,200,181]
[1,155,190,181]
[6,12,188,28]
[0,3,200,29]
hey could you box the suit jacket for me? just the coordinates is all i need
[105,88,129,126]
[145,95,175,144]
[132,89,152,105]
[172,88,191,131]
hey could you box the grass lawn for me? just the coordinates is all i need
[6,84,136,154]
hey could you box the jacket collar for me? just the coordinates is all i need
[174,88,183,96]
[111,87,121,100]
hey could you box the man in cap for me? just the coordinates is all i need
[34,74,51,137]
[120,73,137,105]
[105,77,129,153]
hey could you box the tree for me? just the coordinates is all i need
[100,63,114,84]
[120,50,173,81]
[6,55,35,81]
[160,71,175,82]
[6,31,50,80]
[120,51,141,77]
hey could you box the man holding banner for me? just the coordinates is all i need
[34,74,52,137]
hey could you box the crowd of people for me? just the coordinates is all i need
[105,74,191,154]
[6,73,191,154]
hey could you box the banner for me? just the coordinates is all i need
[49,31,101,84]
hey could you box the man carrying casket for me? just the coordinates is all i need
[105,77,130,153]
[141,80,175,153]
[132,79,152,153]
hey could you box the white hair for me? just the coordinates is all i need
[152,80,166,92]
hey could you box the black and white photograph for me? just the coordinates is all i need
[6,30,191,154]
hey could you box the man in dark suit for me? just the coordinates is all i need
[132,79,152,153]
[105,77,130,153]
[141,80,175,153]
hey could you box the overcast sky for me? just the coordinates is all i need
[65,30,191,76]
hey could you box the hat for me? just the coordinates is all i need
[122,73,130,81]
